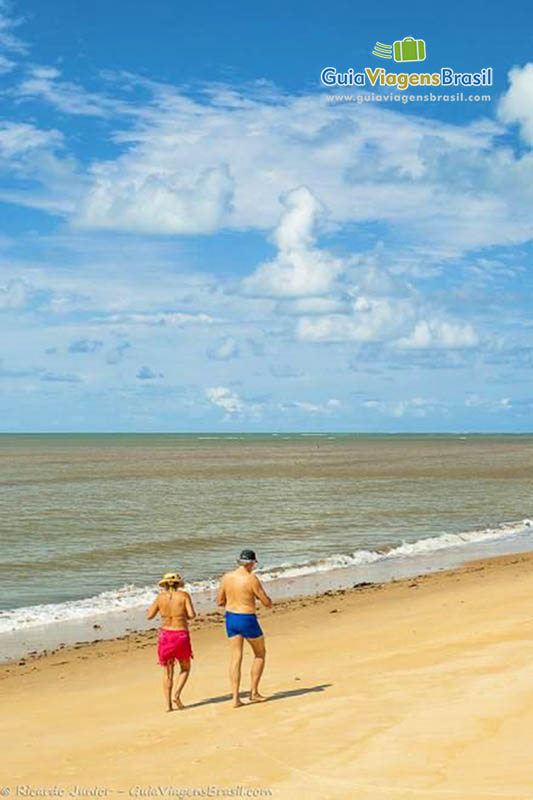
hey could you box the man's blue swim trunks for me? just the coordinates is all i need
[225,611,263,639]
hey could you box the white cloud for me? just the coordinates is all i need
[16,66,134,117]
[43,79,517,252]
[206,386,244,414]
[363,397,438,418]
[296,296,415,343]
[0,53,14,73]
[498,63,533,145]
[243,186,344,297]
[275,296,347,315]
[207,336,239,360]
[395,319,479,350]
[0,121,80,214]
[0,121,63,158]
[75,164,233,234]
[2,71,533,253]
[0,0,27,54]
[103,311,213,326]
[0,278,29,309]
[465,394,512,410]
[280,398,341,414]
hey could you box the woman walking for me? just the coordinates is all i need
[147,571,196,711]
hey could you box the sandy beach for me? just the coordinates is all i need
[3,551,533,800]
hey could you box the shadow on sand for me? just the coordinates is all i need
[186,683,332,710]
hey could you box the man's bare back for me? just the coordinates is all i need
[217,567,271,613]
[217,552,272,707]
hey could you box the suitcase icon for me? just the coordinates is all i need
[393,37,426,62]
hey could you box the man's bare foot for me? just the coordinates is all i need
[173,695,185,710]
[249,692,267,703]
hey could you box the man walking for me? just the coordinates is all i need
[216,549,272,707]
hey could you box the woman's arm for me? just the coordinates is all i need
[146,594,160,620]
[184,592,196,620]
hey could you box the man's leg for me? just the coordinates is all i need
[173,659,191,710]
[163,662,174,712]
[248,635,266,702]
[229,635,244,708]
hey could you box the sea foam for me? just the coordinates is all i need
[0,518,530,634]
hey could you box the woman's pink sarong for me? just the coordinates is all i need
[157,629,193,665]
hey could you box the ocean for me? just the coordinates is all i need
[1,433,532,659]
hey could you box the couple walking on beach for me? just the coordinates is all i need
[146,549,272,711]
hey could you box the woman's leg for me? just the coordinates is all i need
[163,661,174,711]
[173,659,191,709]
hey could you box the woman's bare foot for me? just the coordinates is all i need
[173,695,185,710]
[233,698,244,708]
[249,692,267,703]
[165,705,173,712]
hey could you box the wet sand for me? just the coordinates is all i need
[3,551,533,800]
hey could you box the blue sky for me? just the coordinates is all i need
[1,0,532,432]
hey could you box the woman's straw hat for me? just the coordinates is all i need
[158,571,184,587]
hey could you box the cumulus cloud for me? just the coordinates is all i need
[206,386,244,414]
[395,319,479,350]
[3,72,533,253]
[207,336,239,360]
[276,296,348,316]
[296,296,415,343]
[243,187,343,297]
[75,164,234,234]
[498,63,533,145]
[0,277,51,311]
[51,78,529,253]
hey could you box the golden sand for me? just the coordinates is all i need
[3,552,533,800]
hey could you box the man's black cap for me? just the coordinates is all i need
[238,549,257,563]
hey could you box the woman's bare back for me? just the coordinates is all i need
[157,590,190,630]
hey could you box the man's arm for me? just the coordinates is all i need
[216,575,227,607]
[252,575,272,608]
[146,594,160,620]
[184,592,196,620]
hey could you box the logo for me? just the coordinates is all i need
[320,36,492,90]
[373,37,426,62]
[372,42,392,60]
